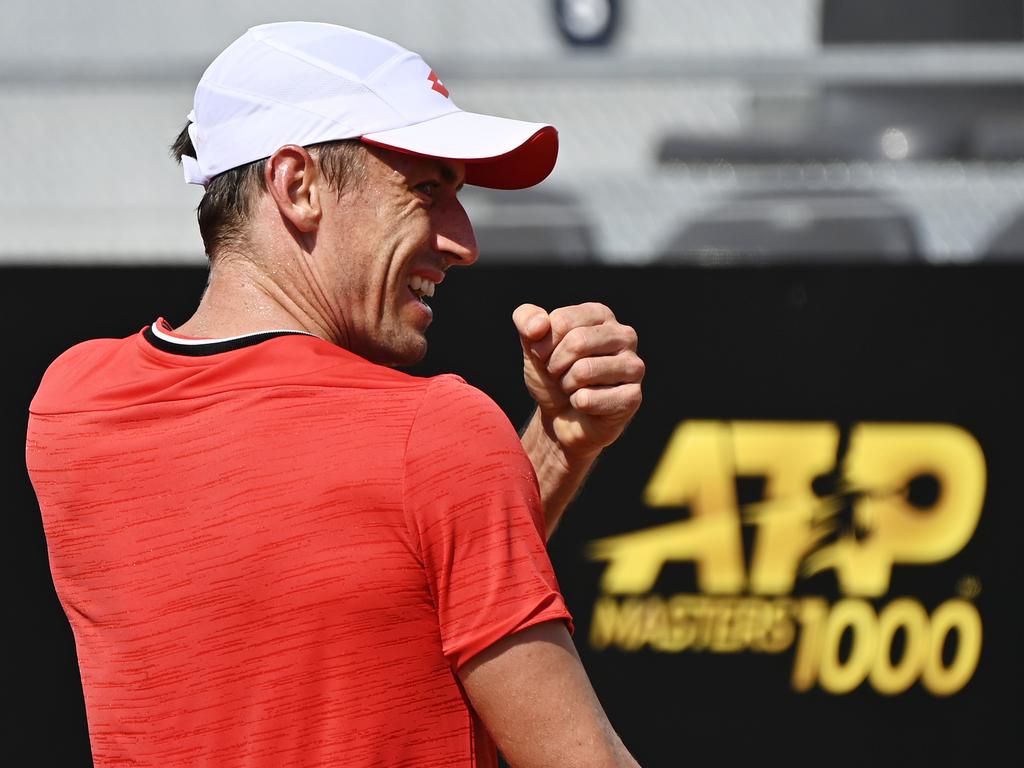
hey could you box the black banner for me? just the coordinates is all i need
[9,265,1022,767]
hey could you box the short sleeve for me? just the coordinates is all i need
[403,376,572,669]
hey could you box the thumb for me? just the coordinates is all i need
[513,303,565,412]
[512,303,551,345]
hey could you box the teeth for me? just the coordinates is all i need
[408,275,436,298]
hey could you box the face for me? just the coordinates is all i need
[313,146,479,366]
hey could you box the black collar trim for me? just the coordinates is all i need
[143,323,317,357]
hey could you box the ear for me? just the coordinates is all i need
[265,145,322,233]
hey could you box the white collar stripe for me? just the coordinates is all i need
[151,323,318,346]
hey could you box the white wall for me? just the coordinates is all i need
[2,0,1021,263]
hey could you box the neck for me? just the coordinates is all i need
[175,252,338,343]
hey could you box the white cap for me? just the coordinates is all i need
[183,22,558,190]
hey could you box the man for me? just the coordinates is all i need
[27,22,643,768]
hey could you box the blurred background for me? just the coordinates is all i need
[6,3,1023,767]
[2,0,1022,266]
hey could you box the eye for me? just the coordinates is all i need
[415,180,441,198]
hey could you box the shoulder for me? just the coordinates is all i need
[30,336,134,414]
[412,375,522,451]
[405,376,536,511]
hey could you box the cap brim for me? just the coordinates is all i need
[361,110,558,190]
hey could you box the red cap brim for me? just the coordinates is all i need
[361,117,558,190]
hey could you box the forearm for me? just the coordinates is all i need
[520,408,600,540]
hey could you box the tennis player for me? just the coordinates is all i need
[27,22,643,767]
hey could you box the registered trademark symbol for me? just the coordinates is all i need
[956,575,982,599]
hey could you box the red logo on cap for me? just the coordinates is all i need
[428,70,449,98]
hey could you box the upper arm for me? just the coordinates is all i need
[459,620,639,768]
[405,380,633,764]
[404,378,571,667]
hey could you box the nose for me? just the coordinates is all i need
[435,196,479,267]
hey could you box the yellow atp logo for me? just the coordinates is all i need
[589,421,986,597]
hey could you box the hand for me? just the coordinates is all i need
[513,302,644,459]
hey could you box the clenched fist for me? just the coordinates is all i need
[513,302,644,459]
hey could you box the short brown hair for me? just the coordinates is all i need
[170,124,365,259]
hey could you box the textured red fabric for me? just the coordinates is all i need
[27,321,571,767]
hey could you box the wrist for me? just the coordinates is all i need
[521,408,602,541]
[522,409,601,476]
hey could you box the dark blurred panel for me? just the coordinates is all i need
[822,0,1024,43]
[656,190,921,265]
[10,264,1024,768]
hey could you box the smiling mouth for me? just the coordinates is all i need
[408,274,436,303]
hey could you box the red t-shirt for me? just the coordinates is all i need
[26,319,571,767]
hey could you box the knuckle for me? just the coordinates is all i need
[562,361,584,390]
[564,358,592,390]
[579,357,595,382]
[574,388,590,410]
[629,355,646,380]
[549,309,572,337]
[565,327,589,355]
[625,383,643,408]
